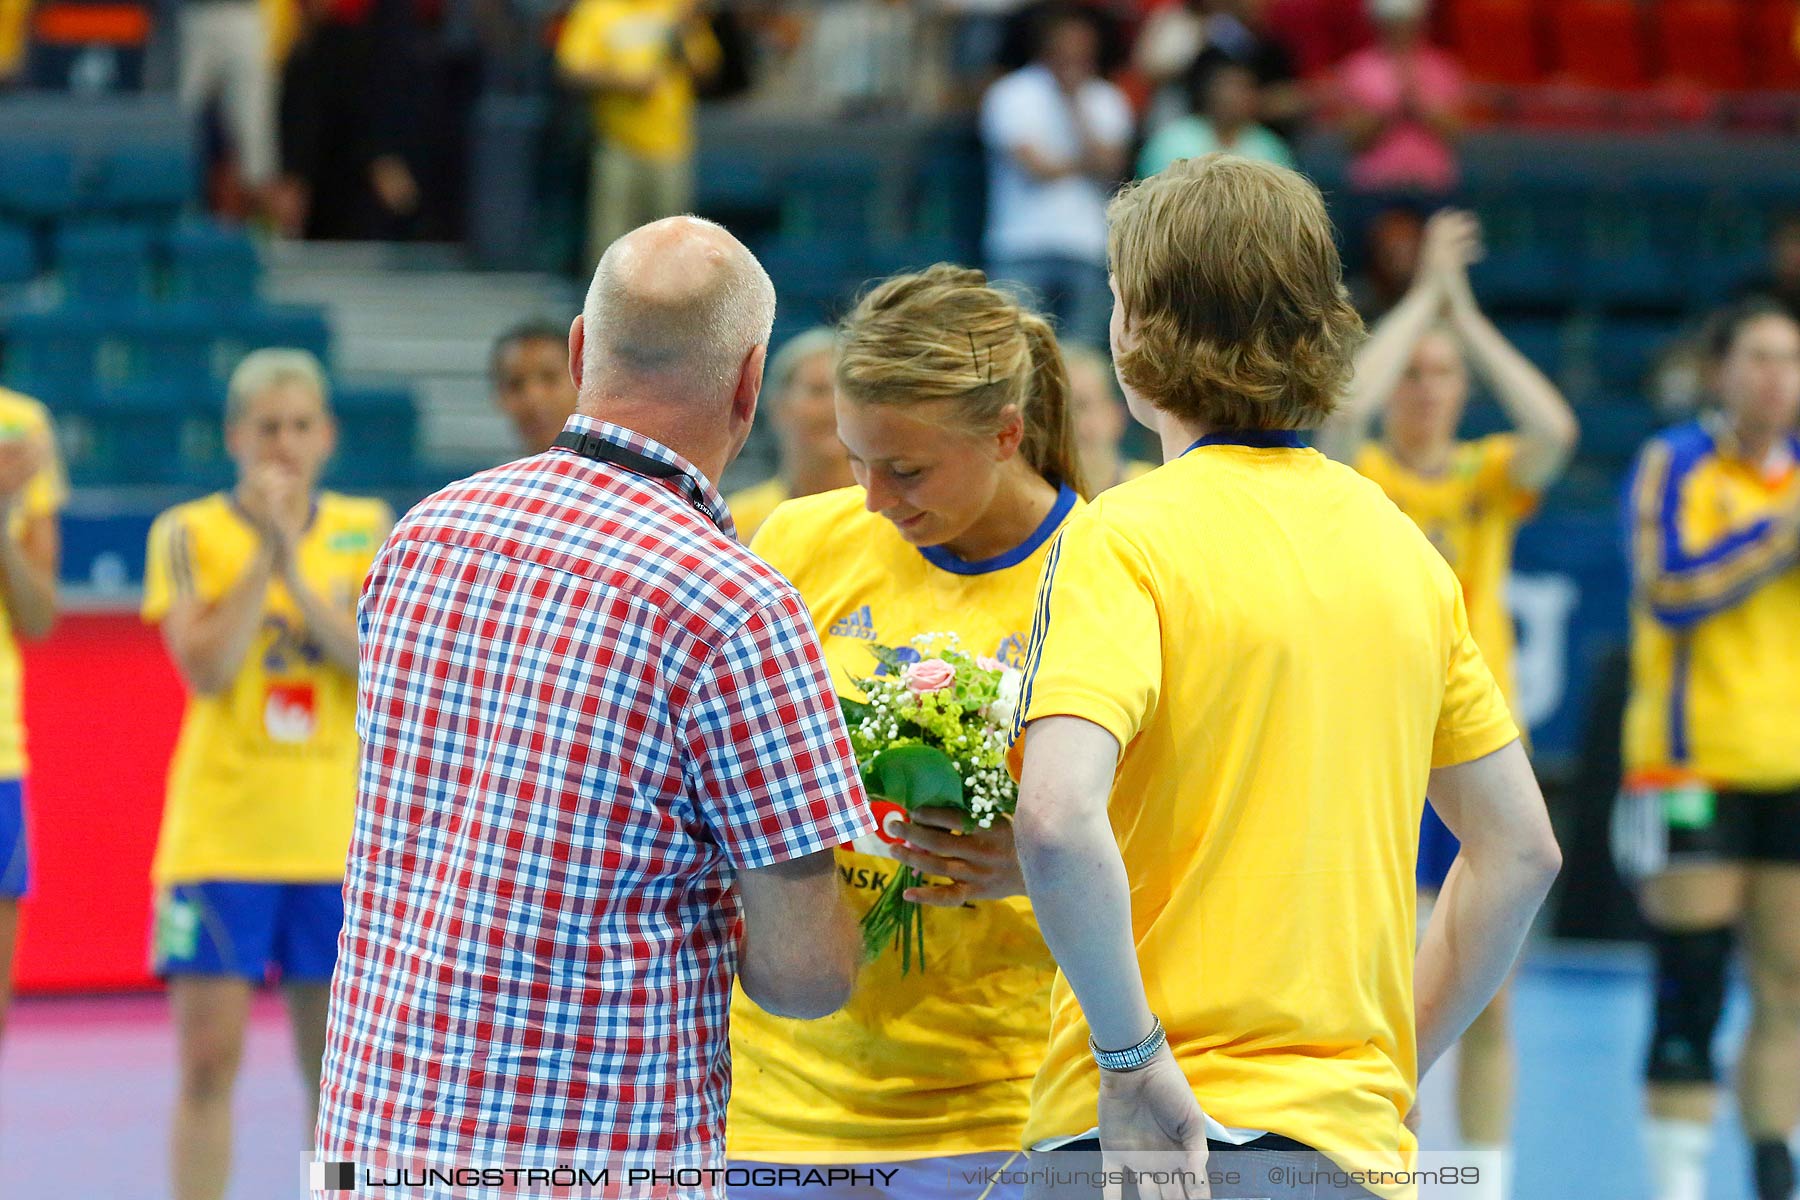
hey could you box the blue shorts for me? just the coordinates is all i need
[729,1153,1027,1200]
[0,779,26,899]
[152,880,344,984]
[1417,800,1461,892]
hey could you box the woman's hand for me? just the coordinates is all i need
[891,807,1026,906]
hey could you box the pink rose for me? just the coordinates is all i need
[977,655,1007,673]
[903,658,956,694]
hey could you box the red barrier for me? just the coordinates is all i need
[15,609,184,993]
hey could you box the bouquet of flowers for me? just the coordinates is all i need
[839,634,1025,973]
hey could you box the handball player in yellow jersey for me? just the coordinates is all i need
[1009,156,1562,1199]
[728,266,1087,1192]
[725,327,855,543]
[1314,208,1578,1191]
[0,387,64,1046]
[142,350,390,1200]
[1612,298,1800,1200]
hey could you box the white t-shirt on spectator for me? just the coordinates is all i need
[980,64,1133,265]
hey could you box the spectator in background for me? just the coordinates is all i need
[1188,0,1308,139]
[1336,0,1463,196]
[1063,342,1154,490]
[277,0,432,240]
[490,319,579,454]
[142,351,391,1200]
[725,327,854,544]
[1738,211,1800,322]
[1137,64,1294,177]
[1348,203,1426,319]
[556,0,720,271]
[981,4,1131,349]
[0,390,64,1049]
[178,0,282,217]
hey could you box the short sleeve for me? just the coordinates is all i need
[1087,82,1134,147]
[554,0,610,74]
[680,592,874,869]
[20,410,66,520]
[980,75,1034,151]
[1012,511,1162,754]
[1432,578,1519,768]
[142,510,188,624]
[142,508,229,624]
[1475,434,1539,518]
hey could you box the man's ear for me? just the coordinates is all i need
[569,315,586,392]
[733,342,767,426]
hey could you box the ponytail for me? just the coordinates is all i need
[1018,312,1090,499]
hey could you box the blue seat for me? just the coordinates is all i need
[113,305,217,389]
[55,223,156,304]
[0,146,83,220]
[866,236,977,280]
[1,307,101,406]
[0,222,37,285]
[93,143,197,216]
[1591,318,1684,396]
[1578,399,1663,469]
[166,221,262,304]
[231,305,331,363]
[779,157,882,241]
[758,237,866,319]
[85,380,194,484]
[1497,318,1564,379]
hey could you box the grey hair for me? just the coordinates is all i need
[765,327,837,405]
[225,348,330,424]
[584,217,777,394]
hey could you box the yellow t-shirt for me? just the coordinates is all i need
[1014,434,1518,1172]
[728,482,1080,1161]
[555,0,720,161]
[0,389,67,779]
[142,491,391,884]
[1355,435,1536,707]
[726,477,788,545]
[1623,421,1800,787]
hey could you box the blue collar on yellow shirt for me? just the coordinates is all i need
[1185,430,1308,453]
[920,482,1078,576]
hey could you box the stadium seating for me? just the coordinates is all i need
[1446,0,1546,87]
[1549,0,1651,90]
[0,223,37,285]
[1657,0,1751,91]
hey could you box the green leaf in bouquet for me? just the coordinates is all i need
[839,695,874,729]
[863,744,963,812]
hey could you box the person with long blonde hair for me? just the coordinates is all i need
[728,264,1088,1194]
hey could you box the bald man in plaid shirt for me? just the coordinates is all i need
[315,217,874,1191]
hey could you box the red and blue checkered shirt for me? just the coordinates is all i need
[316,416,873,1174]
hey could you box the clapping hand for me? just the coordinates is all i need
[238,462,308,566]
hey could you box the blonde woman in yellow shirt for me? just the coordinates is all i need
[725,327,855,542]
[728,266,1087,1193]
[1314,208,1577,1191]
[143,351,390,1200]
[0,389,64,1048]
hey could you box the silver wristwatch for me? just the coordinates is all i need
[1090,1016,1167,1073]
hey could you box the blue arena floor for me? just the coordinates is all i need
[0,945,1777,1199]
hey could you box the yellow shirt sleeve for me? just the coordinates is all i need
[1013,510,1162,752]
[555,0,616,75]
[142,506,231,624]
[745,498,806,581]
[1431,576,1520,768]
[1475,433,1539,518]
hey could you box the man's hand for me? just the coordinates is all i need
[892,808,1026,906]
[1098,1048,1212,1200]
[0,433,47,511]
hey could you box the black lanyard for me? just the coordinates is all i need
[552,429,721,528]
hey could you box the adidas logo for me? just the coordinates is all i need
[828,605,878,641]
